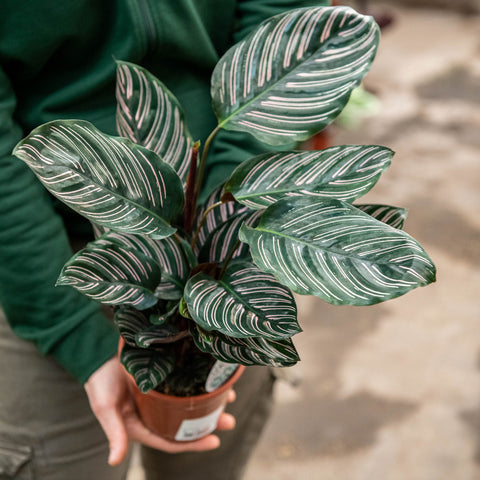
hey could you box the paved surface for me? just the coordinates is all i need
[128,3,480,479]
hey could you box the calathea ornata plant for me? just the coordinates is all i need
[13,6,436,396]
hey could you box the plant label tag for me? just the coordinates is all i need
[175,405,224,441]
[205,361,238,393]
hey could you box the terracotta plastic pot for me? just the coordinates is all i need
[125,361,245,442]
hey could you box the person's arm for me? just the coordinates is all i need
[234,0,331,42]
[0,67,119,384]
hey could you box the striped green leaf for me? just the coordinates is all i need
[13,120,184,239]
[184,260,300,339]
[198,210,263,263]
[116,61,193,184]
[57,242,160,310]
[225,146,393,209]
[240,197,436,306]
[212,6,379,145]
[194,185,250,251]
[96,232,195,300]
[190,325,299,367]
[120,343,175,393]
[355,204,408,229]
[114,308,151,347]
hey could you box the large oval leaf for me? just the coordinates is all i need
[120,343,175,393]
[190,325,299,367]
[198,210,263,263]
[116,61,193,184]
[225,146,393,209]
[239,197,436,306]
[97,232,195,300]
[57,241,160,310]
[211,6,379,145]
[13,120,184,239]
[184,260,300,339]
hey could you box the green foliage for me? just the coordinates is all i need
[14,120,185,239]
[121,343,175,393]
[13,6,435,395]
[184,260,300,339]
[225,146,393,208]
[240,198,435,306]
[212,6,380,145]
[57,241,161,310]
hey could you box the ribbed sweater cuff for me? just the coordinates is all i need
[50,310,120,384]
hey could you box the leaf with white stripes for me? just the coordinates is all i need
[116,61,193,184]
[355,204,407,229]
[184,260,300,339]
[194,185,250,252]
[225,146,393,209]
[120,343,175,393]
[114,307,151,347]
[57,241,160,310]
[198,210,263,263]
[96,232,196,300]
[190,325,299,367]
[13,120,184,239]
[211,6,379,145]
[240,197,436,306]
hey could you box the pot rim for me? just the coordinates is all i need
[127,362,245,403]
[119,337,246,402]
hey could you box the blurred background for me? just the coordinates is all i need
[128,1,480,479]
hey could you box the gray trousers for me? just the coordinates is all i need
[0,310,273,480]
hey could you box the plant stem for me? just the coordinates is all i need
[193,125,221,209]
[152,329,191,344]
[183,141,200,233]
[176,323,192,369]
[218,239,241,279]
[189,200,223,249]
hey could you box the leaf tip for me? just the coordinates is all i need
[221,191,235,204]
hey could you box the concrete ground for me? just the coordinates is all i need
[128,3,480,479]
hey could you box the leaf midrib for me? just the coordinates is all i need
[50,162,176,232]
[250,225,413,268]
[234,182,365,202]
[215,275,299,338]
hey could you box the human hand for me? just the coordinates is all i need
[84,356,236,466]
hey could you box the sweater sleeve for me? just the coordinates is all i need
[0,67,119,384]
[233,0,331,42]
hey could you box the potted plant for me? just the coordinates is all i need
[13,6,436,442]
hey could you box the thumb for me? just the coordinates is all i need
[98,406,129,466]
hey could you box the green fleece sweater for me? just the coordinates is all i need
[0,0,328,383]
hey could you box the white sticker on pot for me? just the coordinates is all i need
[205,361,238,393]
[175,405,224,442]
